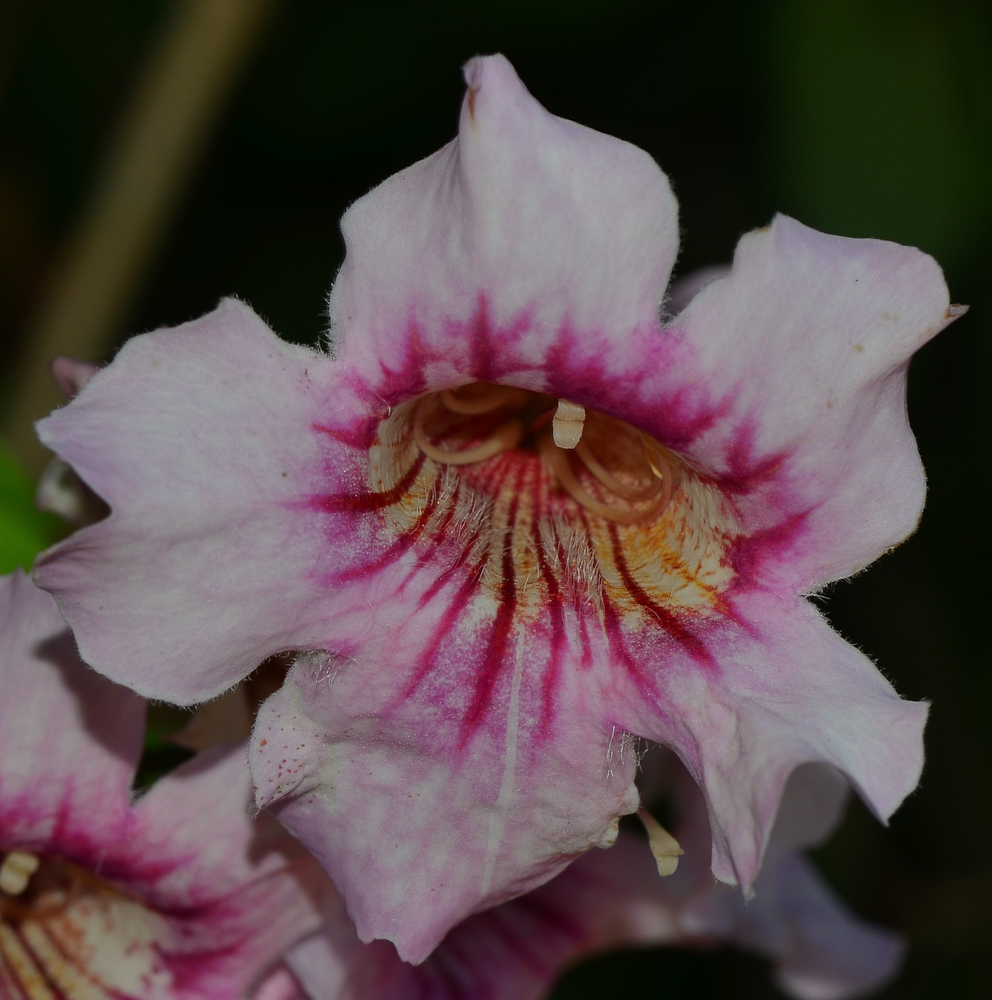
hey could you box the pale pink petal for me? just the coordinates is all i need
[0,570,144,853]
[34,299,369,703]
[665,265,728,315]
[118,743,329,997]
[282,799,900,1000]
[770,762,850,853]
[742,853,903,1000]
[616,593,926,889]
[249,631,640,963]
[660,215,955,590]
[670,759,903,1000]
[27,53,942,975]
[328,54,679,390]
[280,835,681,1000]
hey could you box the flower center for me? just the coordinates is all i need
[355,379,739,632]
[0,848,170,998]
[411,383,680,525]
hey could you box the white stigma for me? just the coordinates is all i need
[552,399,586,449]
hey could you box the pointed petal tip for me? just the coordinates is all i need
[462,52,515,89]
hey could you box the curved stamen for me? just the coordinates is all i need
[639,434,677,513]
[415,406,524,466]
[440,384,529,415]
[575,439,661,502]
[408,386,679,524]
[538,436,670,525]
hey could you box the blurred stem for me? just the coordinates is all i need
[3,0,275,472]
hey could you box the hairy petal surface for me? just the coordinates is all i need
[250,634,639,962]
[28,52,947,961]
[658,215,954,591]
[615,592,926,888]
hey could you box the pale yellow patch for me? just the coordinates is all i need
[367,391,739,634]
[1,860,172,1000]
[638,807,683,876]
[0,852,40,896]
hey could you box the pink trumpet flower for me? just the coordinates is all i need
[34,55,957,961]
[0,571,328,999]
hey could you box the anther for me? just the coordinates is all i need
[552,399,586,449]
[637,808,683,876]
[538,439,669,525]
[0,851,40,896]
[575,439,660,501]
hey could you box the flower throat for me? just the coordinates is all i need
[412,382,679,525]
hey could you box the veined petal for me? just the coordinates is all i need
[329,54,679,390]
[0,570,144,852]
[120,744,328,997]
[34,299,364,703]
[280,764,901,1000]
[616,592,926,889]
[660,215,955,590]
[0,747,328,1000]
[1,573,326,999]
[249,625,640,963]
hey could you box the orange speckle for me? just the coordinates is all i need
[259,739,267,746]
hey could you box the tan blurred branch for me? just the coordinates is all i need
[4,0,276,472]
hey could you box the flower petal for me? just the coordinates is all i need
[281,769,900,1000]
[123,743,329,996]
[617,592,926,889]
[663,215,955,590]
[34,299,360,703]
[282,835,672,1000]
[249,632,640,962]
[0,570,144,852]
[328,54,679,390]
[671,758,904,1000]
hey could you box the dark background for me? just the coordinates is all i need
[1,1,990,996]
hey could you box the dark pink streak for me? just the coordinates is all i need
[607,523,714,669]
[312,453,426,514]
[459,491,521,745]
[534,484,567,740]
[399,563,485,703]
[311,421,373,449]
